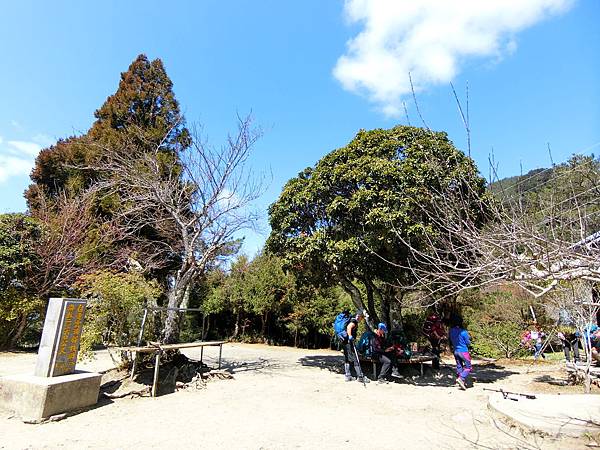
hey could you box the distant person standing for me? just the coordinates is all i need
[422,312,446,369]
[557,329,580,363]
[449,314,471,390]
[530,324,546,360]
[342,310,369,383]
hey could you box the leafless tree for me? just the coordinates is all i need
[546,281,599,392]
[381,155,600,301]
[30,191,126,299]
[368,146,600,391]
[91,115,264,343]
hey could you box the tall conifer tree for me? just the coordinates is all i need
[26,54,189,210]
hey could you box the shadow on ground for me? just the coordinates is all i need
[298,356,519,388]
[471,363,520,384]
[299,355,344,374]
[220,357,283,375]
[533,374,569,386]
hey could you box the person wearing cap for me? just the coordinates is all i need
[372,322,395,384]
[343,310,369,383]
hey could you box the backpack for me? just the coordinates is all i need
[357,331,375,357]
[333,311,352,341]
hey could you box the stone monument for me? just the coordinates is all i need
[0,298,102,421]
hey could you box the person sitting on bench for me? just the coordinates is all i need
[372,323,395,384]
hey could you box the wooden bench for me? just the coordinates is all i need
[359,353,436,379]
[117,340,226,396]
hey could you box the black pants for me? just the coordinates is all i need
[429,338,441,369]
[562,339,580,362]
[343,341,364,377]
[375,353,392,379]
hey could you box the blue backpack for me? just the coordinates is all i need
[333,311,351,340]
[357,331,375,357]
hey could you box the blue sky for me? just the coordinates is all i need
[1,0,598,255]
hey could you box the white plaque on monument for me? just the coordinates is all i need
[35,298,87,377]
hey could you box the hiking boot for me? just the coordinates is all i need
[345,375,354,382]
[377,378,389,384]
[456,377,466,390]
[391,368,401,378]
[357,376,370,384]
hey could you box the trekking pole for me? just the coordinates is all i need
[483,388,536,400]
[352,341,366,388]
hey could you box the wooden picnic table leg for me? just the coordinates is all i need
[218,344,223,369]
[420,362,424,377]
[152,351,161,397]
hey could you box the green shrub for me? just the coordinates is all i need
[462,289,531,359]
[76,270,161,359]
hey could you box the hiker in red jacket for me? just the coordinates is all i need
[423,313,446,369]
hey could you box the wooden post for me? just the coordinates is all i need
[152,351,161,397]
[218,344,223,369]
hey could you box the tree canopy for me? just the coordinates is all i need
[0,214,43,349]
[26,54,190,211]
[267,125,487,325]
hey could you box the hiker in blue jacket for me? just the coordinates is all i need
[343,310,369,383]
[449,314,471,390]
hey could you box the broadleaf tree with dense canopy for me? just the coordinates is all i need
[267,125,488,327]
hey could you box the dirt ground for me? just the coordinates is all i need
[0,344,594,449]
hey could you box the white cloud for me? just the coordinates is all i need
[334,0,574,116]
[0,155,33,183]
[7,140,42,157]
[0,139,44,184]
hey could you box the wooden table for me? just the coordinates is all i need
[118,341,226,396]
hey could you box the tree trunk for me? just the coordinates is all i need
[201,314,210,340]
[8,314,29,349]
[241,318,250,336]
[162,266,196,344]
[364,280,381,325]
[162,289,182,344]
[340,277,374,330]
[395,291,405,329]
[232,311,240,338]
[261,311,268,338]
[381,285,393,330]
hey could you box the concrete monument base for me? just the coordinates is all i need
[0,371,101,421]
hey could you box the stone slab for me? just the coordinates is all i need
[35,298,87,377]
[488,392,600,437]
[0,371,101,421]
